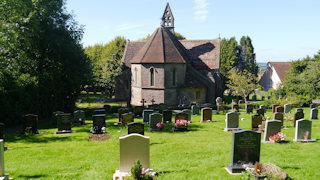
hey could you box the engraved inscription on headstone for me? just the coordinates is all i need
[128,122,144,135]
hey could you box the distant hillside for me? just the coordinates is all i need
[257,62,267,72]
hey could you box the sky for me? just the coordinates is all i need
[66,0,320,63]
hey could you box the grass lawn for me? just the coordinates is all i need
[4,107,320,179]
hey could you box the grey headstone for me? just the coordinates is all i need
[225,112,240,131]
[294,111,304,127]
[133,106,143,117]
[128,122,144,135]
[118,108,129,123]
[149,113,163,131]
[226,130,261,173]
[274,112,284,126]
[143,109,154,123]
[182,109,191,122]
[162,110,172,123]
[201,107,212,122]
[294,119,316,142]
[175,112,188,122]
[310,108,318,120]
[310,104,316,109]
[122,113,134,127]
[52,111,64,126]
[263,120,282,142]
[73,110,86,124]
[57,113,72,133]
[191,105,200,115]
[284,104,291,113]
[251,114,262,130]
[92,114,106,134]
[246,104,253,114]
[23,114,39,134]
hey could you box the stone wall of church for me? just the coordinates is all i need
[164,64,186,88]
[115,68,131,101]
[179,88,206,105]
[140,64,165,88]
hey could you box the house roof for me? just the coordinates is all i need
[269,62,291,81]
[130,26,189,64]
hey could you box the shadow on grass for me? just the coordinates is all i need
[281,166,300,170]
[17,174,48,179]
[5,134,73,143]
[158,169,189,175]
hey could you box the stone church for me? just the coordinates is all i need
[115,3,223,106]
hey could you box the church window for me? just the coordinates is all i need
[150,67,154,86]
[172,69,176,86]
[196,90,201,99]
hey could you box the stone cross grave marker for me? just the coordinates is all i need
[226,130,261,174]
[92,114,106,134]
[119,134,150,172]
[143,109,154,124]
[310,108,318,120]
[246,104,253,114]
[133,106,143,118]
[56,113,72,134]
[158,103,167,113]
[201,107,212,122]
[225,112,241,132]
[128,122,144,135]
[294,111,304,127]
[274,112,284,126]
[162,110,172,123]
[232,104,239,112]
[252,95,257,101]
[251,114,262,131]
[284,104,291,113]
[182,109,192,122]
[256,108,264,117]
[272,104,278,114]
[122,113,134,127]
[191,105,200,115]
[294,119,316,142]
[263,120,282,142]
[23,114,39,134]
[0,140,9,179]
[118,108,129,124]
[149,113,163,131]
[73,110,86,125]
[175,112,188,122]
[275,106,284,113]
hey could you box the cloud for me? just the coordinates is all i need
[193,0,209,21]
[115,23,144,31]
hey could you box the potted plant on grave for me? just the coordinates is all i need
[131,160,157,180]
[174,119,188,129]
[251,162,267,179]
[269,132,286,143]
[156,122,164,130]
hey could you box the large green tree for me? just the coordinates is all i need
[220,37,239,80]
[0,0,92,124]
[238,36,259,76]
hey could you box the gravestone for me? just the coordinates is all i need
[259,105,267,113]
[117,134,150,173]
[246,104,253,114]
[0,140,9,179]
[256,108,264,117]
[252,95,257,101]
[274,112,284,126]
[182,109,192,122]
[143,109,154,124]
[73,110,86,125]
[232,104,239,112]
[251,114,262,131]
[263,120,282,142]
[293,119,316,142]
[296,108,303,113]
[310,108,318,120]
[238,100,245,104]
[52,111,64,126]
[226,130,261,174]
[294,111,304,127]
[158,103,167,113]
[122,113,134,127]
[216,97,223,111]
[224,112,241,131]
[133,106,143,118]
[104,104,111,112]
[56,113,72,134]
[175,112,188,122]
[23,114,39,134]
[284,104,291,113]
[261,96,265,101]
[201,107,212,122]
[118,108,129,124]
[149,113,163,131]
[310,104,315,109]
[272,104,278,114]
[162,110,172,123]
[92,114,106,134]
[191,105,200,115]
[128,122,144,135]
[0,123,4,139]
[94,109,106,115]
[275,106,284,113]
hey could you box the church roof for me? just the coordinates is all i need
[130,26,189,64]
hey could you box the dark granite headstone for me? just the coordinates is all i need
[52,111,64,126]
[158,104,167,113]
[128,122,144,135]
[252,95,257,101]
[92,114,106,134]
[56,113,72,133]
[261,96,265,101]
[232,104,239,112]
[274,112,284,126]
[310,108,318,120]
[310,104,316,109]
[294,111,304,127]
[226,130,261,173]
[246,104,253,114]
[122,113,134,127]
[201,107,212,122]
[284,104,291,113]
[73,110,86,125]
[23,114,39,134]
[294,119,316,142]
[251,114,262,130]
[191,105,200,115]
[149,113,163,131]
[275,106,284,113]
[104,104,111,112]
[118,108,129,124]
[133,106,143,117]
[175,112,188,122]
[256,108,264,117]
[182,109,191,122]
[296,108,303,113]
[263,120,281,142]
[143,109,154,123]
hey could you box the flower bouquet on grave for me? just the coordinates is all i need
[174,119,188,129]
[156,122,164,130]
[269,132,286,143]
[131,160,157,180]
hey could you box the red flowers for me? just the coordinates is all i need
[175,119,188,128]
[156,122,164,130]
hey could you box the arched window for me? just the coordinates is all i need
[150,68,154,86]
[134,68,138,85]
[172,68,176,86]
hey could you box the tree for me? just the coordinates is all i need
[238,36,259,76]
[227,70,261,102]
[220,37,239,81]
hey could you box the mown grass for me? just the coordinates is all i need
[4,107,320,179]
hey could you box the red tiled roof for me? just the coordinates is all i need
[269,62,291,81]
[130,26,188,64]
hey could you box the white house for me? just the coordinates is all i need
[259,62,290,91]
